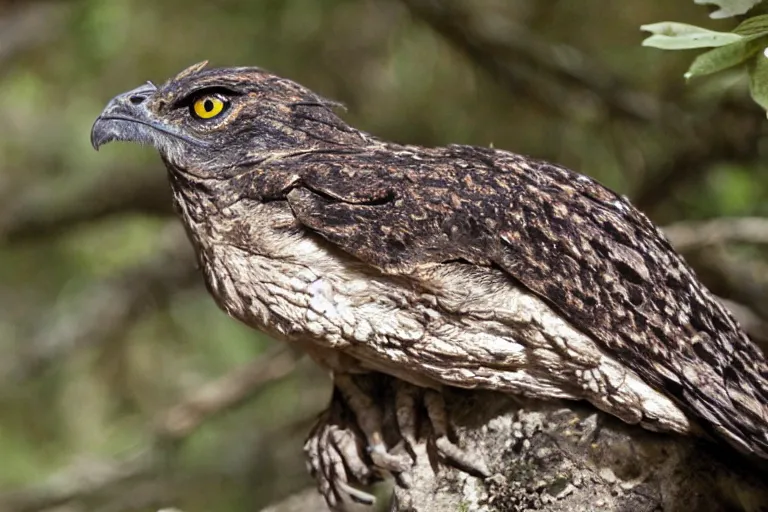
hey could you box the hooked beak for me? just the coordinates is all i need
[91,82,206,151]
[90,82,161,150]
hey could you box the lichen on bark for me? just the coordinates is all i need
[389,386,768,512]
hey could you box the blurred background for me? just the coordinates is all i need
[0,0,767,511]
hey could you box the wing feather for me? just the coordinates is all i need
[285,144,768,458]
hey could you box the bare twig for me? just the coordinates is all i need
[259,487,341,512]
[0,168,172,244]
[2,222,196,383]
[663,217,768,252]
[398,0,666,122]
[155,345,299,440]
[662,219,768,349]
[686,247,768,328]
[718,297,768,348]
[0,451,155,512]
[0,348,303,512]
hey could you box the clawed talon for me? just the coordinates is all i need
[366,431,412,473]
[424,390,491,478]
[304,392,377,509]
[305,373,491,509]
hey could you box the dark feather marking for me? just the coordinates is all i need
[141,66,768,461]
[280,146,768,459]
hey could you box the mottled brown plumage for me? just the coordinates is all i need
[91,63,768,493]
[289,144,768,454]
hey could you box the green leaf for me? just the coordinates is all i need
[734,14,768,36]
[694,0,762,19]
[641,22,743,49]
[748,50,768,110]
[685,34,768,78]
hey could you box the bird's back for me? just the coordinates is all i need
[283,142,768,459]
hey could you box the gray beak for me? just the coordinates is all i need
[90,82,160,150]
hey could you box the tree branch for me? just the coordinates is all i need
[2,222,196,383]
[389,387,768,511]
[0,347,302,512]
[155,345,299,440]
[663,217,768,252]
[717,297,768,347]
[685,248,768,329]
[398,0,666,123]
[0,167,172,244]
[397,0,764,215]
[0,451,156,512]
[259,488,342,512]
[307,374,768,511]
[662,220,768,350]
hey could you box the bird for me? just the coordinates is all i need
[92,61,768,506]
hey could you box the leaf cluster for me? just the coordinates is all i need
[642,0,768,109]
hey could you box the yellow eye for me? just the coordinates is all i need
[192,95,226,119]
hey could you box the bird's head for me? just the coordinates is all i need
[91,62,352,178]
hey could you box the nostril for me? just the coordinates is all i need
[129,95,146,105]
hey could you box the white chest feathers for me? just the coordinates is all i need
[195,199,693,437]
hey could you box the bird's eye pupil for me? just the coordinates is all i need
[191,95,226,120]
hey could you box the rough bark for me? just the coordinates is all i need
[296,372,768,512]
[391,387,768,512]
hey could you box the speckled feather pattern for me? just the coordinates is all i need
[93,65,768,462]
[283,145,768,457]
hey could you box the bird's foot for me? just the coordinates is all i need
[304,373,491,510]
[420,388,491,478]
[304,398,379,509]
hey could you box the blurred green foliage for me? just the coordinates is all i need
[0,1,766,511]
